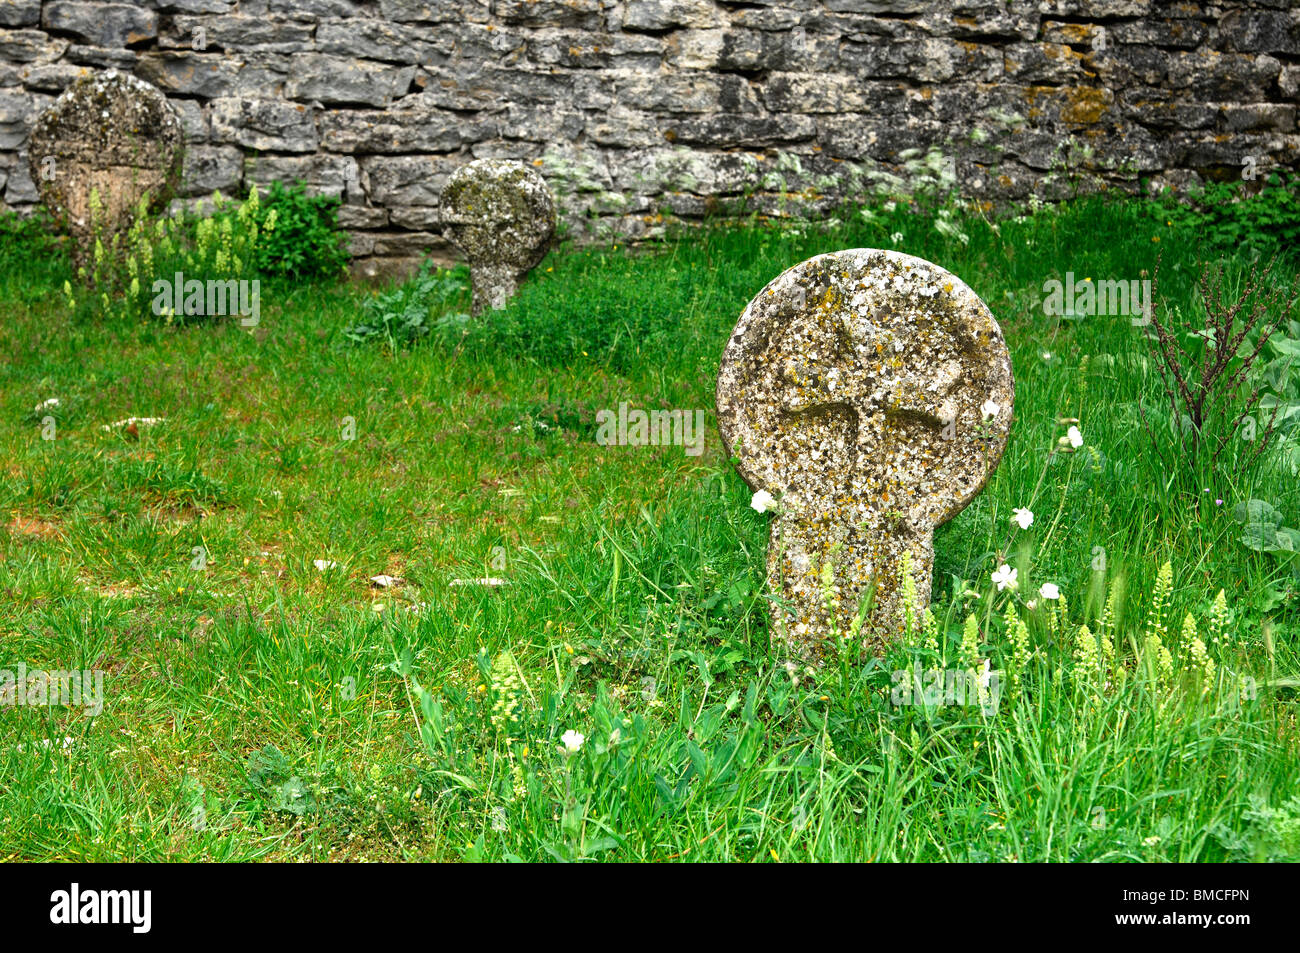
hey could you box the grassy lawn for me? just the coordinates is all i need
[2,191,1299,862]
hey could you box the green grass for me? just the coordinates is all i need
[1,192,1298,862]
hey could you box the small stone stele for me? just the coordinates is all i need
[717,249,1014,661]
[440,158,556,316]
[28,70,183,274]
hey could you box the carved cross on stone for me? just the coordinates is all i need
[440,158,557,316]
[716,249,1014,660]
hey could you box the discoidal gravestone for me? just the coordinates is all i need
[28,70,183,274]
[440,158,556,316]
[717,249,1014,661]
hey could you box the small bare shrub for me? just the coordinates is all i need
[1141,256,1300,481]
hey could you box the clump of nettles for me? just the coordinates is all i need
[64,186,275,324]
[342,261,471,348]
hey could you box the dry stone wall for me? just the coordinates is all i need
[0,0,1297,275]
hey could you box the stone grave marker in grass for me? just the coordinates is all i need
[440,158,556,316]
[28,70,183,274]
[717,249,1014,660]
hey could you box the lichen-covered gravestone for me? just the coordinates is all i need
[717,249,1014,660]
[28,70,183,273]
[440,158,556,315]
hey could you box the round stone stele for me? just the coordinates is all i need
[440,158,557,315]
[28,70,183,272]
[716,248,1014,661]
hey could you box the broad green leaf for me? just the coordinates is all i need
[1233,499,1282,526]
[1269,336,1300,359]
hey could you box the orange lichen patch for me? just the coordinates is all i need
[1050,22,1094,45]
[1061,87,1111,124]
[1042,43,1085,65]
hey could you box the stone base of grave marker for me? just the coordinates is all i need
[768,512,939,660]
[468,261,521,315]
[717,248,1014,660]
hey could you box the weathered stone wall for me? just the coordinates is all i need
[1,0,1297,275]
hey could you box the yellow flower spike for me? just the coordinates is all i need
[1146,562,1173,643]
[1073,623,1102,685]
[922,607,940,655]
[899,550,918,641]
[1208,589,1228,647]
[1179,612,1198,657]
[959,614,981,671]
